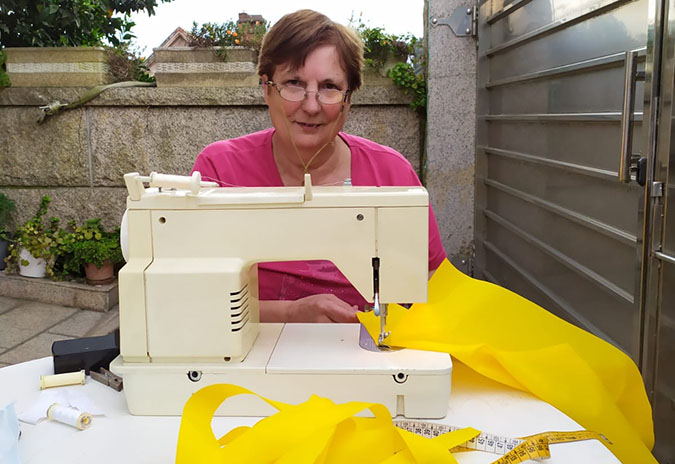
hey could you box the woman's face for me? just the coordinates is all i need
[263,44,350,154]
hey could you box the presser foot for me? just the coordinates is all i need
[377,331,391,348]
[358,324,400,352]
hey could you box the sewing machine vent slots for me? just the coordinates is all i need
[231,285,250,333]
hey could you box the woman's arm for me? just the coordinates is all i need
[259,270,438,323]
[260,295,359,323]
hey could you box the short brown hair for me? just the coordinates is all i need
[258,9,364,91]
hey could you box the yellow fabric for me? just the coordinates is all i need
[175,383,480,463]
[359,258,656,464]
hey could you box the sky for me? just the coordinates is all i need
[129,0,425,56]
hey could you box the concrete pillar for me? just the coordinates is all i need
[425,0,477,275]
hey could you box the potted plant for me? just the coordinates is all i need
[68,218,123,285]
[0,193,16,271]
[0,0,169,87]
[152,18,267,88]
[5,195,62,278]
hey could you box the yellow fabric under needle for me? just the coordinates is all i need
[358,258,656,464]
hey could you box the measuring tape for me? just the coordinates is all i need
[394,420,611,463]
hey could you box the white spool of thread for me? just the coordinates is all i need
[46,403,92,430]
[147,172,217,195]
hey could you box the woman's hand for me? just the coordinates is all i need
[260,295,359,323]
[288,294,359,322]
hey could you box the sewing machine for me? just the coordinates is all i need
[109,172,452,418]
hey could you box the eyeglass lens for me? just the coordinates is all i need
[279,85,345,104]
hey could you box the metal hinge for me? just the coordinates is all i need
[431,5,477,38]
[651,181,664,198]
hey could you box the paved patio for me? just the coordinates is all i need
[0,295,119,368]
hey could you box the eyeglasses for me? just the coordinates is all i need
[265,80,350,105]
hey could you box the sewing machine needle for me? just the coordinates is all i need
[377,302,391,347]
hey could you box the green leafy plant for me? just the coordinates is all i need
[350,15,428,182]
[388,62,427,112]
[106,43,154,82]
[0,50,9,89]
[0,0,173,48]
[0,193,16,241]
[350,15,426,113]
[5,195,66,277]
[188,18,269,60]
[353,20,412,70]
[66,218,123,270]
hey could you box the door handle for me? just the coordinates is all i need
[619,50,644,183]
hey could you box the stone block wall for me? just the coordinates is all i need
[0,85,422,232]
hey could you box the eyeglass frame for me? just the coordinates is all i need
[264,80,351,105]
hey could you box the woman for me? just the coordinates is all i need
[192,9,446,323]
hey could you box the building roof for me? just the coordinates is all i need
[238,13,266,24]
[145,27,191,73]
[157,27,191,49]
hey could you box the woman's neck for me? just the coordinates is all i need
[272,133,351,186]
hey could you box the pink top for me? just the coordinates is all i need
[192,129,446,309]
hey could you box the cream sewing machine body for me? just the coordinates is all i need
[109,172,452,418]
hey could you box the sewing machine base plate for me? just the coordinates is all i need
[110,323,452,418]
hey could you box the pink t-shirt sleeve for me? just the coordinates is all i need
[191,148,219,183]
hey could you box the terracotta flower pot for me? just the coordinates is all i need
[85,260,114,285]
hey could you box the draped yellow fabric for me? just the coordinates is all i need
[175,384,480,463]
[359,258,656,464]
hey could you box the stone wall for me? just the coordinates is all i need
[0,85,421,232]
[1,15,480,269]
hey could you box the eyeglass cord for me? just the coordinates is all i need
[278,97,346,176]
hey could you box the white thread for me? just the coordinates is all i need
[47,403,92,430]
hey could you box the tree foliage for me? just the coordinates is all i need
[188,19,269,58]
[0,0,172,47]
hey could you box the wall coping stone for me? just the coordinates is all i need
[153,46,257,63]
[4,47,109,63]
[0,271,118,312]
[0,85,411,107]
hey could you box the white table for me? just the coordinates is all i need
[0,357,618,463]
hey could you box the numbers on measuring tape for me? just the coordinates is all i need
[394,420,611,464]
[394,421,522,455]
